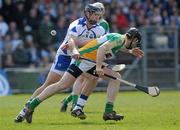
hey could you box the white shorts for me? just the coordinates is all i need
[70,59,96,73]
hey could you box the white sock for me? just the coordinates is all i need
[73,94,88,110]
[19,107,27,116]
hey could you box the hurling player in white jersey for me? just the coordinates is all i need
[60,2,110,112]
[15,4,106,123]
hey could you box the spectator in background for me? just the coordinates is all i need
[0,14,9,37]
[40,45,56,67]
[0,0,15,23]
[6,21,18,37]
[3,34,12,54]
[24,35,38,67]
[161,10,170,25]
[1,34,13,68]
[170,10,180,27]
[12,41,30,67]
[37,14,54,50]
[54,17,67,49]
[11,32,23,51]
[116,8,129,33]
[2,53,14,68]
[26,7,41,43]
[151,6,162,25]
[27,8,40,31]
[109,14,119,32]
[13,1,27,30]
[44,3,57,23]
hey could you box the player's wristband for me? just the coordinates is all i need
[129,50,133,54]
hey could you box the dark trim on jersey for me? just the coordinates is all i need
[78,29,86,37]
[90,30,96,38]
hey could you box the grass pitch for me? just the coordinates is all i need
[0,90,180,130]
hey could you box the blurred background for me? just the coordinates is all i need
[0,0,179,95]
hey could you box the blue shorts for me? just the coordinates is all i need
[50,54,71,75]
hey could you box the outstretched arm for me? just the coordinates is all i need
[121,47,144,58]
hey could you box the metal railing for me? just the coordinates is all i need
[141,26,179,88]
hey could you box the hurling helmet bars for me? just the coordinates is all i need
[84,4,101,24]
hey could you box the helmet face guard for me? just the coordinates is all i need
[126,28,141,49]
[92,2,105,19]
[84,4,101,24]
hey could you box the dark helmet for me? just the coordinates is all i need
[126,27,141,44]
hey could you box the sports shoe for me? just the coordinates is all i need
[60,99,68,112]
[25,110,34,123]
[103,111,124,121]
[70,104,76,112]
[14,106,29,123]
[71,109,87,120]
[14,114,24,123]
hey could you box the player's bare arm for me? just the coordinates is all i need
[68,36,80,59]
[96,41,112,76]
[121,47,144,58]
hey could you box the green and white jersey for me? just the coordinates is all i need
[99,19,109,33]
[79,33,126,61]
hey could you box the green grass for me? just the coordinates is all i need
[0,90,180,130]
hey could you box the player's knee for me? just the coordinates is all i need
[110,72,121,84]
[88,75,98,81]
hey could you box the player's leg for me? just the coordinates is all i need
[71,74,98,119]
[71,75,87,109]
[31,71,62,100]
[15,54,70,123]
[15,71,62,123]
[37,72,77,101]
[72,67,123,121]
[21,64,83,122]
[103,68,124,121]
[60,75,85,112]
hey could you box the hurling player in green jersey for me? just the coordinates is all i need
[23,28,144,122]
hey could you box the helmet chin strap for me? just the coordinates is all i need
[84,11,97,25]
[126,40,133,49]
[84,11,89,21]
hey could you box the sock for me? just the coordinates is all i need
[19,107,27,116]
[72,94,78,105]
[74,94,88,110]
[26,98,33,104]
[64,94,73,105]
[27,97,42,110]
[105,102,114,113]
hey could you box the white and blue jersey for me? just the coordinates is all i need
[51,17,106,75]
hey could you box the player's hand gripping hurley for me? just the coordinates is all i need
[80,57,160,97]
